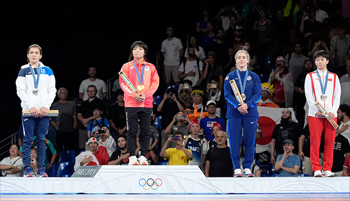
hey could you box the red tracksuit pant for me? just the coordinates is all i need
[308,117,336,172]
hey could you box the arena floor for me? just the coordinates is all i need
[1,194,349,201]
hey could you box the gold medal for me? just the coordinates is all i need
[137,84,145,91]
[241,94,246,101]
[320,94,327,101]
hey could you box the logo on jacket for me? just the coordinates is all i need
[130,65,134,69]
[247,76,252,81]
[41,69,46,74]
[225,76,229,80]
[145,66,150,71]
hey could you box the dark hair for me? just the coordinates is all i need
[117,134,127,142]
[181,79,193,86]
[188,35,200,52]
[339,104,350,118]
[209,75,219,82]
[313,50,330,60]
[27,44,42,55]
[174,131,184,138]
[130,41,148,54]
[10,144,19,149]
[87,85,97,92]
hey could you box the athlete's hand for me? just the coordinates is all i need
[238,103,248,114]
[39,107,49,117]
[328,112,335,120]
[134,94,143,103]
[29,107,39,118]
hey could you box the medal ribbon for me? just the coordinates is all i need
[316,70,328,95]
[236,70,249,95]
[132,60,145,85]
[29,63,42,90]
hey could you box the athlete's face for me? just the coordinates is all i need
[27,47,42,64]
[235,52,249,67]
[132,45,145,59]
[315,56,329,71]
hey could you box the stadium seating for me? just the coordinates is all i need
[56,162,74,177]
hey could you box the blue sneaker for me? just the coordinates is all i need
[23,167,34,177]
[37,168,48,177]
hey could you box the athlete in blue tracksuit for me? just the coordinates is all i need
[15,44,56,177]
[224,50,262,177]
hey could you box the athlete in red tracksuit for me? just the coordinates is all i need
[119,41,159,165]
[304,50,341,177]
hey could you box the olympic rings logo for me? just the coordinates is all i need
[138,178,163,190]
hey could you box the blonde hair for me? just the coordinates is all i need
[234,49,250,61]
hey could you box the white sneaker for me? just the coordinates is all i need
[128,156,139,165]
[244,168,254,177]
[138,155,148,165]
[323,170,335,177]
[234,169,242,177]
[314,170,322,177]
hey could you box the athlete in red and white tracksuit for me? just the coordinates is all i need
[304,52,341,176]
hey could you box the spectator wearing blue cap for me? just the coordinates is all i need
[275,139,301,177]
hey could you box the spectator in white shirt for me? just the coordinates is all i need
[161,26,184,85]
[311,0,329,23]
[178,47,204,87]
[0,144,23,177]
[337,104,350,145]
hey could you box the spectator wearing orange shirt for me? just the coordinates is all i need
[257,83,280,108]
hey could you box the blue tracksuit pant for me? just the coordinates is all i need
[21,116,49,169]
[227,116,257,170]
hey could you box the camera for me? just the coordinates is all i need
[171,136,180,140]
[210,83,217,89]
[183,84,190,89]
[176,114,185,120]
[276,63,281,68]
[31,158,36,163]
[167,92,173,99]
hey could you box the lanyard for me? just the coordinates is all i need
[316,70,328,95]
[132,60,145,85]
[236,70,249,95]
[29,63,42,89]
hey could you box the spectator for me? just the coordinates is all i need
[226,25,246,68]
[51,87,77,153]
[242,0,262,35]
[79,67,107,101]
[270,9,291,59]
[74,137,109,171]
[77,85,105,151]
[108,135,129,165]
[311,0,329,23]
[200,100,226,141]
[208,123,229,148]
[285,43,308,83]
[299,9,324,52]
[253,9,271,55]
[184,119,208,168]
[337,104,350,144]
[330,24,350,77]
[0,144,23,177]
[205,131,233,177]
[111,77,121,96]
[257,82,280,108]
[200,21,216,54]
[204,77,225,116]
[178,46,204,87]
[164,111,190,147]
[332,126,350,176]
[177,80,194,108]
[28,147,38,177]
[215,5,239,32]
[340,61,350,105]
[196,7,211,34]
[210,28,229,69]
[185,90,209,122]
[298,124,324,176]
[308,40,331,58]
[271,108,301,164]
[108,89,127,139]
[161,26,184,85]
[18,136,57,174]
[274,139,301,177]
[268,56,294,107]
[160,132,193,165]
[185,35,206,62]
[343,155,350,176]
[87,106,115,157]
[201,51,224,90]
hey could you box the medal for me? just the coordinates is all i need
[236,69,249,102]
[29,63,42,97]
[132,60,145,92]
[316,70,328,102]
[32,89,39,96]
[137,84,145,91]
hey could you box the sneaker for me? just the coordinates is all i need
[314,170,322,177]
[23,167,34,177]
[138,155,148,165]
[128,156,139,165]
[37,168,48,177]
[323,170,335,177]
[243,168,254,177]
[234,169,242,177]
